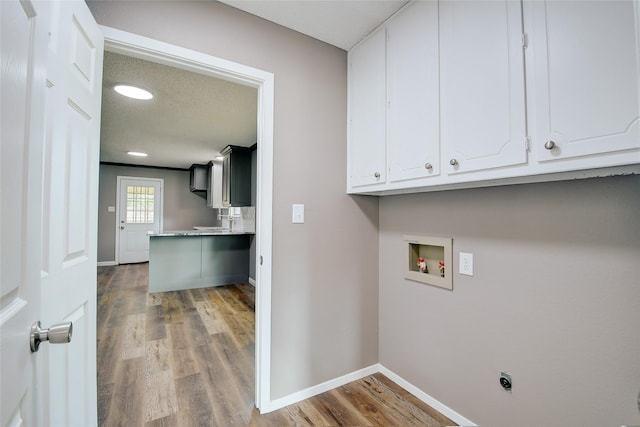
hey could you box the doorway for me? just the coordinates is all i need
[101,26,274,411]
[116,176,163,264]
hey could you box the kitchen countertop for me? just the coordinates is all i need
[150,229,254,237]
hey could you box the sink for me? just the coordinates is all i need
[193,226,229,231]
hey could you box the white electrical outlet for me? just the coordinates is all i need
[459,252,473,276]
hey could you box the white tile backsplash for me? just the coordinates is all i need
[230,206,255,233]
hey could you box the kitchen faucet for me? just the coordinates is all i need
[217,208,237,227]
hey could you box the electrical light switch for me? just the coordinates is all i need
[107,206,116,213]
[292,204,304,224]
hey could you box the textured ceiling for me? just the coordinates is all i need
[100,51,258,169]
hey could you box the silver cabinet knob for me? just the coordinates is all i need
[30,321,73,352]
[544,140,556,150]
[450,159,458,166]
[374,172,381,179]
[424,162,433,170]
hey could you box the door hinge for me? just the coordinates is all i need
[260,256,263,266]
[522,33,528,49]
[525,136,531,152]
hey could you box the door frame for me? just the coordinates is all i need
[101,26,275,412]
[115,176,164,264]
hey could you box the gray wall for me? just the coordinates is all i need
[98,163,219,262]
[89,1,380,400]
[90,3,640,424]
[379,174,640,426]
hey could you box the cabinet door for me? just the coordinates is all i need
[222,152,231,206]
[229,149,252,206]
[530,0,640,162]
[221,146,252,207]
[207,161,223,208]
[348,28,386,189]
[387,0,440,182]
[189,164,208,191]
[440,0,527,175]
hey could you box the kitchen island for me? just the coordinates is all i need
[148,229,253,293]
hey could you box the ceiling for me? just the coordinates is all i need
[218,0,409,50]
[99,1,408,169]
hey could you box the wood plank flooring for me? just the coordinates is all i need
[97,263,456,426]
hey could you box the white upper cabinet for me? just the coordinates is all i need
[387,0,440,182]
[346,0,640,195]
[528,0,640,164]
[348,28,386,189]
[440,0,527,175]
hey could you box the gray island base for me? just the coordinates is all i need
[149,232,251,293]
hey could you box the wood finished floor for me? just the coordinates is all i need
[97,263,456,426]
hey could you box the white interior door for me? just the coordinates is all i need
[117,177,163,264]
[40,1,104,426]
[1,0,102,426]
[1,0,49,425]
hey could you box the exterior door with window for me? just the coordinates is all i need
[118,177,162,264]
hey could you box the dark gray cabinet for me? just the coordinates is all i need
[221,145,252,207]
[189,164,208,193]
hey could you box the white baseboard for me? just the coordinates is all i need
[378,365,477,427]
[264,363,475,427]
[248,277,256,286]
[266,364,380,413]
[97,261,117,267]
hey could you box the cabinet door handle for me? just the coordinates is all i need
[374,172,381,178]
[449,159,458,166]
[424,163,433,170]
[544,140,556,150]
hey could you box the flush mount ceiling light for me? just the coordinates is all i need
[114,84,153,100]
[127,151,148,157]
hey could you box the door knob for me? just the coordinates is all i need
[120,226,125,230]
[30,321,73,352]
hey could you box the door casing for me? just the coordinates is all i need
[101,26,275,412]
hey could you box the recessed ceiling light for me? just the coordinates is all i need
[114,85,153,100]
[127,151,148,157]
